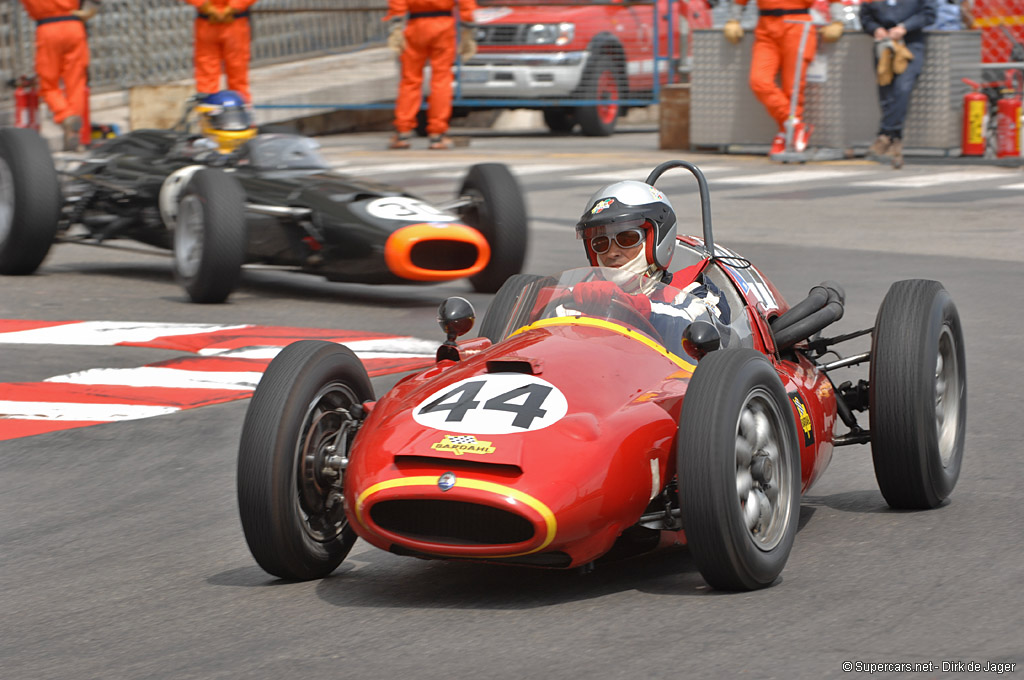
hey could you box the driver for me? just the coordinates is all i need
[572,180,730,346]
[195,90,256,153]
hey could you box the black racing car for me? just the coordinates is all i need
[0,126,528,303]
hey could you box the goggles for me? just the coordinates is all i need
[590,227,646,254]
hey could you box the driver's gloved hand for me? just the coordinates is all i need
[572,281,652,317]
[572,280,620,308]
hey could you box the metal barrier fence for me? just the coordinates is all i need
[1,0,388,118]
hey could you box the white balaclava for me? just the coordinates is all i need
[598,247,663,295]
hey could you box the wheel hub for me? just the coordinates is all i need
[735,391,792,550]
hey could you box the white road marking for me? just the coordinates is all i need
[0,321,249,346]
[852,170,1013,188]
[712,169,872,185]
[0,401,179,421]
[197,337,439,360]
[45,367,265,391]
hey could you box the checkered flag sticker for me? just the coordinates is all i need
[445,435,477,445]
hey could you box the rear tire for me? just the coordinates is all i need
[237,341,374,580]
[458,163,528,294]
[678,349,801,590]
[543,108,577,134]
[173,168,247,303]
[0,127,61,275]
[869,279,966,509]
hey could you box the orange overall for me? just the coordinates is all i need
[19,0,89,125]
[183,0,258,102]
[386,0,477,136]
[734,0,829,129]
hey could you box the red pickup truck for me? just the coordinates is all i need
[457,0,713,135]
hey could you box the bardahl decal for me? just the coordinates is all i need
[431,434,496,455]
[789,391,814,447]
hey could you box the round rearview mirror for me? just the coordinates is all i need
[437,297,476,340]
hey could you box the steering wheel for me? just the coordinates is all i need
[550,289,664,344]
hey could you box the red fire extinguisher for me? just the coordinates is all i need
[12,75,41,131]
[995,71,1022,158]
[961,78,987,157]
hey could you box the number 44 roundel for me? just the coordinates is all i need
[412,373,569,434]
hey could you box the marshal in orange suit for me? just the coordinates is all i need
[19,0,100,151]
[182,0,258,103]
[722,0,846,155]
[385,0,477,150]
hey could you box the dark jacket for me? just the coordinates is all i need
[860,0,938,43]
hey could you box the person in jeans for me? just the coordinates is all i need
[861,0,937,168]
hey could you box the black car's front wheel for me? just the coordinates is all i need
[237,341,374,581]
[173,168,246,303]
[869,279,966,509]
[678,349,801,591]
[458,163,528,294]
[0,127,61,275]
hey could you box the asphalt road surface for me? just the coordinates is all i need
[2,126,1022,680]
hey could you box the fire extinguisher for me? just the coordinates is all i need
[995,71,1022,158]
[11,75,41,131]
[961,78,987,157]
[996,96,1022,157]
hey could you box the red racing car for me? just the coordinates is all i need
[236,160,967,591]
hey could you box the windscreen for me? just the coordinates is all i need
[495,267,715,358]
[243,134,329,170]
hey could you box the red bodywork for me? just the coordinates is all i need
[343,239,837,569]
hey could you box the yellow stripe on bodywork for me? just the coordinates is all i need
[511,316,696,373]
[355,476,557,557]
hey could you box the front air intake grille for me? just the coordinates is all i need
[370,499,534,545]
[410,241,479,271]
[477,24,527,45]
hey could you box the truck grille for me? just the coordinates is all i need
[476,24,528,45]
[370,499,535,545]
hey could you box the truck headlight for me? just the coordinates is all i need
[525,22,575,46]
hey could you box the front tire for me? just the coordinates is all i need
[458,163,528,294]
[237,341,374,581]
[0,127,61,275]
[678,349,801,591]
[575,55,624,137]
[173,168,246,303]
[870,279,966,509]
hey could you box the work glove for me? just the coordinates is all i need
[875,39,894,86]
[71,0,100,21]
[821,20,844,42]
[387,18,406,55]
[458,26,478,60]
[892,39,914,74]
[723,19,744,45]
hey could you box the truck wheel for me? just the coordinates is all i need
[0,128,61,275]
[478,273,550,342]
[543,108,577,134]
[457,163,529,294]
[678,349,801,591]
[575,55,624,137]
[870,279,966,509]
[173,168,247,304]
[237,340,373,581]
